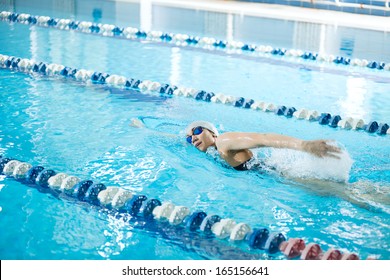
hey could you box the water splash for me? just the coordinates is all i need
[262,145,353,183]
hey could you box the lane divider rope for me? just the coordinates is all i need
[0,11,389,72]
[0,154,363,260]
[1,53,388,136]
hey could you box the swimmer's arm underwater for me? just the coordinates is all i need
[216,132,341,159]
[129,118,146,128]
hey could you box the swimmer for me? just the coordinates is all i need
[131,118,389,212]
[185,120,341,171]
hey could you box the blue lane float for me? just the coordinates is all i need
[0,155,362,260]
[1,11,389,72]
[0,53,388,137]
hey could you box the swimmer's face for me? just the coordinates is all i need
[186,127,216,152]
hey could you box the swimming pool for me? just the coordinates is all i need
[0,0,389,260]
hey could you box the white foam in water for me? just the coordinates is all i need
[263,144,353,182]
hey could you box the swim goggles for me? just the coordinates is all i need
[186,126,203,144]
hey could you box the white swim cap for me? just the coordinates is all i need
[186,121,219,136]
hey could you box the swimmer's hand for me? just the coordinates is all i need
[302,140,341,159]
[129,118,145,128]
[129,117,177,138]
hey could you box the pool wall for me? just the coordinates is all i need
[238,0,390,16]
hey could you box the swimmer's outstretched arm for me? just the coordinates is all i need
[216,132,341,159]
[129,117,178,138]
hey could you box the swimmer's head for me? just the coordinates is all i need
[186,121,219,136]
[185,121,219,152]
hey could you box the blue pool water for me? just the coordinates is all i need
[0,0,389,260]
